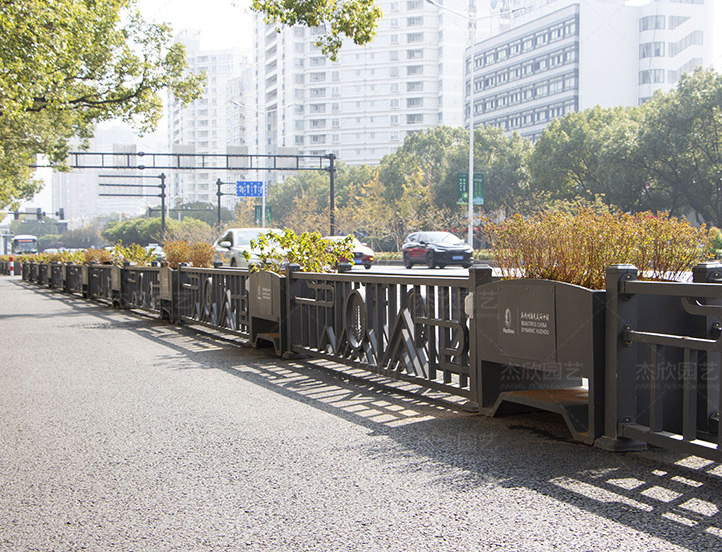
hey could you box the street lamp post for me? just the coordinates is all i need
[467,0,476,247]
[425,0,525,246]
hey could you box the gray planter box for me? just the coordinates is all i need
[474,279,606,444]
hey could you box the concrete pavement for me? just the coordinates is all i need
[1,276,722,551]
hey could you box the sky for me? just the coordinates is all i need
[138,0,255,53]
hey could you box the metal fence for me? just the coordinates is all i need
[121,265,161,314]
[12,260,722,462]
[287,269,474,399]
[176,266,250,338]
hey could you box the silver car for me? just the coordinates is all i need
[213,228,283,267]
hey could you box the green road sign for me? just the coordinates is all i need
[254,205,271,225]
[457,172,484,205]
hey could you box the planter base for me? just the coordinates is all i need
[594,435,648,453]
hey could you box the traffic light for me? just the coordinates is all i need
[36,208,42,219]
[58,208,65,220]
[13,210,19,220]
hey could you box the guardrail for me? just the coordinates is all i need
[10,260,722,462]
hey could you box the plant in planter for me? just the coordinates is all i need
[84,248,113,265]
[484,209,710,288]
[244,229,354,273]
[163,240,214,269]
[111,241,156,266]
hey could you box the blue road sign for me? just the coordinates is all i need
[236,181,265,197]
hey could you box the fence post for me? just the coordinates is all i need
[597,264,646,451]
[284,263,302,358]
[692,262,722,434]
[159,266,177,323]
[468,265,494,408]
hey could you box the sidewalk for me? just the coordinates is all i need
[1,276,720,551]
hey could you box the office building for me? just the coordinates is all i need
[467,0,714,139]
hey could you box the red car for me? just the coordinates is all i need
[326,235,375,269]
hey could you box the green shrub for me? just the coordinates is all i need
[484,209,710,289]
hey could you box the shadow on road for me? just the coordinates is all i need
[15,280,722,550]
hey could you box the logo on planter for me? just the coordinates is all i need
[503,308,515,334]
[497,282,557,362]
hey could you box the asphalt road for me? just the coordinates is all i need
[1,276,722,551]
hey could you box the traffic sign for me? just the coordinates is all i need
[236,181,265,197]
[457,172,484,205]
[254,206,271,225]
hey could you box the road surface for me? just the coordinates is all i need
[1,276,720,551]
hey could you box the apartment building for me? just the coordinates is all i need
[253,0,469,166]
[167,30,249,209]
[468,0,713,139]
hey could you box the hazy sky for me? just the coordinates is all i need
[138,0,255,53]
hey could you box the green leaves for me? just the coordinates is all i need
[250,0,382,60]
[246,229,354,273]
[0,0,205,208]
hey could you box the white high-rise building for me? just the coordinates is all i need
[253,0,470,166]
[168,30,249,209]
[466,0,714,139]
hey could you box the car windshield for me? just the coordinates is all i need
[424,232,464,245]
[234,229,281,246]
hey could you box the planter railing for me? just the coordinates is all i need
[12,260,722,462]
[176,266,251,339]
[287,268,475,399]
[0,260,21,275]
[600,262,722,458]
[121,265,161,314]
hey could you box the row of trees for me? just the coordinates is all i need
[229,68,721,250]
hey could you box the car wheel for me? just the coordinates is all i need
[438,264,446,269]
[364,263,372,270]
[462,262,472,269]
[426,252,436,269]
[403,253,413,269]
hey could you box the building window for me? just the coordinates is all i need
[295,136,304,145]
[407,0,422,8]
[639,41,665,58]
[407,97,423,108]
[390,34,399,44]
[407,81,423,92]
[311,135,327,144]
[407,32,423,43]
[310,57,326,66]
[311,119,326,129]
[639,15,665,31]
[669,16,690,30]
[668,31,703,56]
[310,103,326,113]
[407,16,423,26]
[310,72,326,82]
[390,115,399,125]
[406,114,423,124]
[310,88,326,98]
[391,99,400,108]
[407,49,423,59]
[639,69,665,84]
[407,65,423,75]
